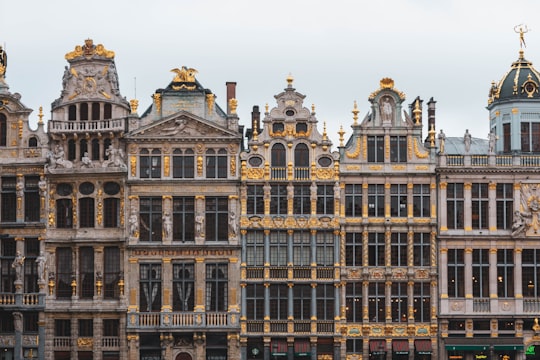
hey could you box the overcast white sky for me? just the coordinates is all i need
[1,0,539,146]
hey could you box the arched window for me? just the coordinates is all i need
[104,103,112,119]
[56,199,73,228]
[0,113,6,146]
[103,138,112,160]
[68,105,76,121]
[80,103,88,121]
[92,103,100,120]
[67,139,76,161]
[79,197,95,228]
[80,139,88,160]
[271,143,286,167]
[294,143,309,167]
[91,139,100,160]
[28,137,38,147]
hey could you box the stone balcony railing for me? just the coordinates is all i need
[48,118,126,134]
[441,153,540,168]
[127,311,239,330]
[244,266,335,281]
[245,319,335,335]
[0,293,44,307]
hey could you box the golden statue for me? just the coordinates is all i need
[171,66,197,82]
[514,24,529,49]
[0,45,6,78]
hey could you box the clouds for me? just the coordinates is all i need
[1,0,539,144]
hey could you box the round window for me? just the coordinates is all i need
[79,182,95,195]
[56,183,73,196]
[104,181,121,195]
[318,157,332,167]
[248,156,263,167]
[285,109,295,117]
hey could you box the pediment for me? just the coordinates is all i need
[128,111,239,140]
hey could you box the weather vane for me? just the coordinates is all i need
[514,24,529,49]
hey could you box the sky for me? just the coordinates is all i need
[1,0,539,146]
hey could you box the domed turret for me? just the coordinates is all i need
[487,27,540,154]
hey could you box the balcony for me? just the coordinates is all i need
[245,266,335,281]
[53,337,71,350]
[0,293,44,308]
[244,319,335,335]
[102,336,120,349]
[127,311,238,330]
[48,118,126,134]
[441,153,540,168]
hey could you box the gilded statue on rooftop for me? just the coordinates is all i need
[65,39,115,60]
[0,45,6,78]
[514,24,529,49]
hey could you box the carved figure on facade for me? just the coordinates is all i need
[195,213,205,237]
[163,212,172,239]
[38,176,47,197]
[171,66,197,82]
[107,63,120,95]
[229,211,237,237]
[380,96,393,123]
[0,46,7,78]
[16,177,24,198]
[12,251,25,282]
[161,118,188,136]
[81,152,93,168]
[488,131,498,154]
[463,129,472,153]
[438,129,446,154]
[514,183,540,236]
[129,211,139,238]
[13,312,22,332]
[62,66,72,90]
[103,145,126,169]
[36,251,47,283]
[47,144,73,169]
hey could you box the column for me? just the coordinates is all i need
[515,249,523,313]
[439,182,448,230]
[488,182,497,231]
[489,248,498,299]
[464,248,473,312]
[440,249,448,298]
[407,281,414,320]
[161,258,172,312]
[94,246,104,300]
[464,182,472,231]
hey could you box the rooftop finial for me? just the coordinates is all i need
[352,101,359,125]
[38,106,44,125]
[286,73,294,87]
[514,24,529,49]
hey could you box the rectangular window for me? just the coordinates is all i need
[23,312,38,333]
[368,184,385,217]
[139,197,162,242]
[497,249,514,298]
[103,319,119,337]
[413,282,431,322]
[0,237,15,293]
[269,284,288,320]
[56,198,73,228]
[104,198,119,228]
[206,149,227,178]
[269,184,287,215]
[472,183,488,229]
[316,284,335,320]
[55,319,71,337]
[522,249,540,297]
[205,197,228,241]
[139,264,161,312]
[172,263,194,311]
[79,198,95,228]
[294,184,311,215]
[496,183,513,230]
[247,185,264,215]
[316,231,334,266]
[446,183,464,229]
[503,123,511,152]
[293,231,310,266]
[104,247,120,299]
[270,231,288,266]
[448,249,464,297]
[24,238,39,293]
[391,282,408,322]
[391,233,407,266]
[368,233,385,266]
[316,184,334,215]
[345,232,362,267]
[413,184,430,217]
[522,122,530,152]
[1,177,16,222]
[56,247,72,299]
[79,319,93,337]
[368,282,385,322]
[172,149,194,178]
[346,281,363,322]
[413,233,430,267]
[390,184,407,217]
[293,284,311,320]
[345,184,362,217]
[246,283,265,320]
[390,136,407,162]
[472,249,489,298]
[206,263,228,311]
[24,176,40,222]
[246,231,264,266]
[139,150,161,179]
[172,197,195,242]
[79,247,94,299]
[367,135,384,163]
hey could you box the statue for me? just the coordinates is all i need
[228,211,237,237]
[463,129,472,153]
[36,251,47,283]
[38,175,47,196]
[514,24,529,49]
[47,144,73,169]
[195,213,205,237]
[380,97,393,122]
[488,132,498,153]
[0,45,7,78]
[129,212,138,237]
[81,152,93,168]
[163,212,172,239]
[438,129,446,154]
[103,145,126,169]
[13,312,22,332]
[62,66,72,89]
[512,210,530,236]
[171,66,198,82]
[12,251,25,282]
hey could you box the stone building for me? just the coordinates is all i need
[0,49,49,359]
[437,45,540,360]
[338,79,438,360]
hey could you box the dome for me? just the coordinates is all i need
[487,50,540,108]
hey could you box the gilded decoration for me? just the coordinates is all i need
[164,156,170,177]
[414,138,429,159]
[315,168,334,180]
[206,93,215,113]
[171,66,198,90]
[65,39,115,60]
[77,337,94,348]
[368,77,406,100]
[345,138,361,159]
[130,155,136,176]
[153,93,162,113]
[130,99,139,114]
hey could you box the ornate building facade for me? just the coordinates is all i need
[0,35,539,360]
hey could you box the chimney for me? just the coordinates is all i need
[427,97,436,131]
[251,106,260,135]
[226,82,236,114]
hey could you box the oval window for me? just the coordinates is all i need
[248,156,263,167]
[104,181,121,195]
[79,182,95,195]
[318,157,332,167]
[56,183,73,196]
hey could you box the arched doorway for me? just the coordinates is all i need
[175,352,193,360]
